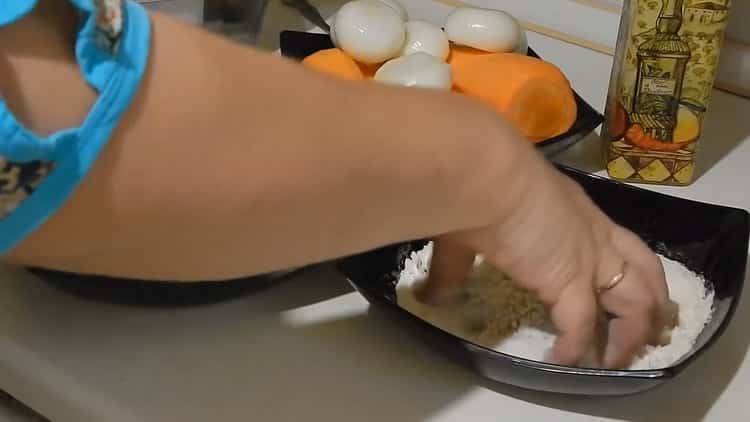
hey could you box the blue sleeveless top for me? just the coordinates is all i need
[0,0,150,253]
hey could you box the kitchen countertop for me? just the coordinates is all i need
[1,3,749,422]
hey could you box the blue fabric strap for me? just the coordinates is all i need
[0,1,151,253]
[0,2,37,26]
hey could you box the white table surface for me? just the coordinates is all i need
[1,3,750,422]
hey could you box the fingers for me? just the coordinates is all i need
[603,316,652,369]
[602,298,677,368]
[610,226,670,306]
[655,299,679,346]
[549,282,599,367]
[416,235,475,305]
[591,225,679,368]
[609,226,676,346]
[599,264,664,369]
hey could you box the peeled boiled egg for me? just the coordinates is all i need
[332,0,406,65]
[378,0,409,22]
[400,20,450,61]
[329,17,340,47]
[374,52,452,90]
[444,7,522,53]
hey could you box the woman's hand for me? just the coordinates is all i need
[418,158,678,369]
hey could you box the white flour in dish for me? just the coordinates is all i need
[396,242,714,370]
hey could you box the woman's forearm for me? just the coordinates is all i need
[6,10,539,280]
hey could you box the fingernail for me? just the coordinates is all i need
[667,300,680,328]
[547,343,578,367]
[657,328,672,346]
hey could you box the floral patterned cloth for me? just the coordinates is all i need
[0,0,125,221]
[0,160,54,220]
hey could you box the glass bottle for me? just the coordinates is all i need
[602,0,733,186]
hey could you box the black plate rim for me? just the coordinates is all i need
[561,165,750,216]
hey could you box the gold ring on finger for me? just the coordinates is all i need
[598,262,627,295]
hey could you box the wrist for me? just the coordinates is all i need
[452,113,548,231]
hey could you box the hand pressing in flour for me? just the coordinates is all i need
[417,160,679,369]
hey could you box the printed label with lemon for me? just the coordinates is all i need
[602,0,731,185]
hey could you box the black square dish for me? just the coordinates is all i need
[279,30,603,157]
[336,165,749,396]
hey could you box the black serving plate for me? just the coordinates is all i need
[279,30,603,157]
[28,268,302,307]
[337,165,749,396]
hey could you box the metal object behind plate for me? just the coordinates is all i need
[281,0,330,33]
[202,0,270,44]
[138,0,205,25]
